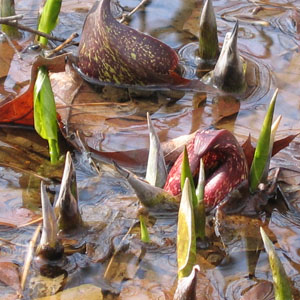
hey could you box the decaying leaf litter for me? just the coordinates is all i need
[0,0,297,299]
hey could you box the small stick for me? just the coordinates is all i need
[18,217,43,228]
[103,220,136,279]
[0,19,70,43]
[0,237,25,247]
[47,32,79,56]
[120,0,149,23]
[0,14,23,22]
[0,162,52,182]
[20,224,41,291]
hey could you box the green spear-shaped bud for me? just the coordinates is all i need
[195,158,206,240]
[260,227,293,300]
[199,0,219,60]
[250,89,278,192]
[177,178,196,279]
[114,161,179,211]
[54,152,83,233]
[36,182,63,260]
[145,112,167,188]
[213,21,246,92]
[139,215,150,243]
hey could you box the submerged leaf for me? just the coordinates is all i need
[0,54,68,125]
[35,284,103,300]
[0,262,20,291]
[260,227,293,300]
[78,0,188,85]
[250,89,278,192]
[177,178,196,279]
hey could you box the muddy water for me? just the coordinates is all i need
[0,0,300,299]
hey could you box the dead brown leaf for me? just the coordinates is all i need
[0,262,20,292]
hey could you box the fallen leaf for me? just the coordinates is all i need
[0,205,39,228]
[0,54,69,125]
[35,284,103,300]
[240,281,274,300]
[0,262,20,292]
[119,278,169,300]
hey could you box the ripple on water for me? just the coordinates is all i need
[269,210,300,265]
[178,42,272,106]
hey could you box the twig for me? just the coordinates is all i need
[0,162,52,183]
[0,19,73,43]
[20,224,41,291]
[47,32,79,56]
[120,0,149,23]
[18,217,43,228]
[0,30,22,59]
[0,14,23,22]
[0,237,25,247]
[103,220,136,279]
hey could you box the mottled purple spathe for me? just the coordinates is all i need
[164,129,248,209]
[78,0,185,85]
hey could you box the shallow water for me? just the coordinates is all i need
[0,0,300,299]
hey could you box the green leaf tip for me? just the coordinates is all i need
[250,89,278,192]
[195,158,206,240]
[181,146,197,207]
[177,178,196,279]
[139,215,150,243]
[260,227,293,300]
[181,148,206,239]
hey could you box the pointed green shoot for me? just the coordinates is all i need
[250,89,278,192]
[37,0,62,45]
[145,112,167,188]
[181,146,197,207]
[139,215,150,243]
[195,158,206,240]
[260,227,293,300]
[181,147,205,239]
[199,0,219,60]
[261,115,282,183]
[177,178,196,279]
[34,66,59,164]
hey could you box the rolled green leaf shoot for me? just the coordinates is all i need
[260,227,293,300]
[250,89,278,192]
[139,215,150,243]
[195,158,206,240]
[177,178,196,279]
